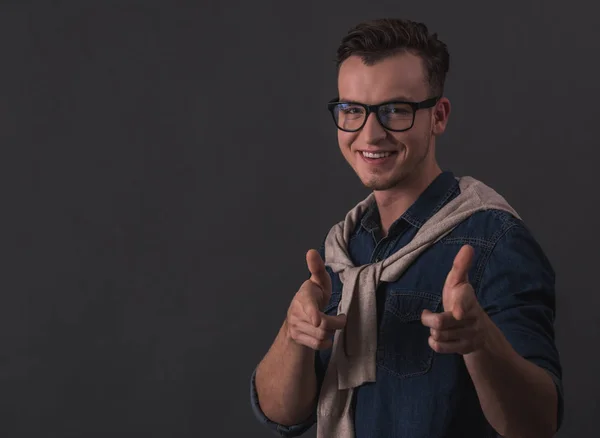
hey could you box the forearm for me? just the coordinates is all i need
[255,320,318,426]
[464,315,558,438]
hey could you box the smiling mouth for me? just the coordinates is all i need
[360,151,395,159]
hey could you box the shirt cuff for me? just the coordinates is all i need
[249,367,316,437]
[545,369,564,432]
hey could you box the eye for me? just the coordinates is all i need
[380,103,412,118]
[339,104,364,115]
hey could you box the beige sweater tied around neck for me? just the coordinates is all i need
[316,176,520,438]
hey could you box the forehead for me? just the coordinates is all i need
[337,52,429,103]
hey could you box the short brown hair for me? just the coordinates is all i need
[336,18,450,96]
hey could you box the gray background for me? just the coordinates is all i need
[0,1,597,437]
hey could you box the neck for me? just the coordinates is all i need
[373,161,442,236]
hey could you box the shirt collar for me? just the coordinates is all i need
[360,171,459,233]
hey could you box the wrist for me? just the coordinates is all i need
[480,313,498,354]
[469,312,514,361]
[281,319,312,354]
[282,319,296,345]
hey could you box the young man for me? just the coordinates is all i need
[250,18,563,438]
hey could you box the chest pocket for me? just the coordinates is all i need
[377,289,442,378]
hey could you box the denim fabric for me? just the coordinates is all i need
[250,171,563,437]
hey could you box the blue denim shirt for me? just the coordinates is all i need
[250,171,564,437]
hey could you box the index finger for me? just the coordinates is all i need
[421,309,472,330]
[320,313,347,331]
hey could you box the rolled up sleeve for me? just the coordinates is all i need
[249,367,317,437]
[476,222,564,430]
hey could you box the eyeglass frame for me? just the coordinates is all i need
[327,96,440,132]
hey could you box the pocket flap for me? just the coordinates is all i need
[386,290,441,322]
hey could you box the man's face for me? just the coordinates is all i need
[336,52,448,191]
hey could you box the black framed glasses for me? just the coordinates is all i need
[327,96,440,132]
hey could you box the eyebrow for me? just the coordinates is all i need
[338,95,416,104]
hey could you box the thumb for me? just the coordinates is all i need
[444,245,474,289]
[447,285,477,320]
[306,249,332,297]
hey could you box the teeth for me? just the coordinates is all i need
[362,151,391,159]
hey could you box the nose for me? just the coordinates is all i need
[362,112,387,144]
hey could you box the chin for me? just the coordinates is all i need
[361,176,398,191]
[361,170,415,191]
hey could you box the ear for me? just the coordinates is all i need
[432,97,451,136]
